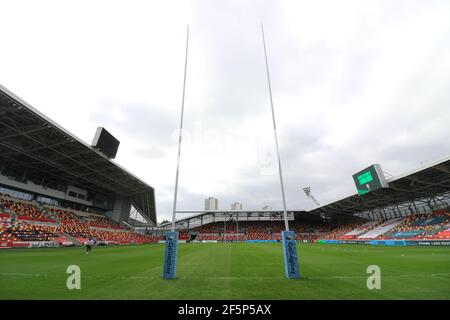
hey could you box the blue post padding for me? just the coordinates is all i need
[282,230,300,279]
[163,231,179,279]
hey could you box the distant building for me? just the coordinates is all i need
[262,205,272,211]
[231,202,242,210]
[204,197,219,210]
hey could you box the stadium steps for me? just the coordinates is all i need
[60,232,81,246]
[357,218,404,239]
[428,224,450,236]
[43,207,61,225]
[9,210,16,221]
[384,229,399,239]
[384,223,408,238]
[36,202,45,212]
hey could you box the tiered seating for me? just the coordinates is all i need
[48,207,161,244]
[179,230,189,240]
[247,224,277,240]
[222,234,246,241]
[49,208,94,240]
[193,220,326,241]
[357,218,404,239]
[7,221,60,242]
[296,233,322,241]
[0,217,13,242]
[340,221,381,239]
[89,229,159,244]
[391,230,424,239]
[0,196,161,246]
[390,211,450,239]
[0,212,10,219]
[1,217,60,242]
[0,197,55,222]
[196,233,245,241]
[197,234,220,241]
[321,223,362,240]
[434,227,450,239]
[87,216,127,230]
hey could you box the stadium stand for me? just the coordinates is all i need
[191,220,326,241]
[88,229,160,244]
[86,215,127,230]
[2,191,449,247]
[320,223,362,240]
[7,221,60,242]
[338,221,382,239]
[388,211,450,240]
[0,217,13,242]
[179,230,189,240]
[434,227,450,239]
[0,195,159,247]
[177,209,449,243]
[0,196,55,222]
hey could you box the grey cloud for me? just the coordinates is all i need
[90,100,177,157]
[41,1,450,222]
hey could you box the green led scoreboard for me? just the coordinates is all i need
[352,164,389,195]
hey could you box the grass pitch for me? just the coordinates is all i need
[0,243,449,300]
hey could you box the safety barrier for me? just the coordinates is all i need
[11,241,59,248]
[0,241,12,249]
[17,216,57,224]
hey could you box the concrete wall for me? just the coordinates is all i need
[0,174,91,206]
[107,197,131,224]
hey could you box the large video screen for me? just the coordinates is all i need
[352,164,389,195]
[91,127,120,159]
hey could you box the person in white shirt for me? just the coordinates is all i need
[86,239,94,255]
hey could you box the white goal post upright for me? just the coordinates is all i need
[163,25,189,280]
[260,23,300,279]
[260,24,289,232]
[172,25,190,233]
[163,24,300,279]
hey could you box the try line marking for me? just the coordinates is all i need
[0,272,43,277]
[1,272,450,279]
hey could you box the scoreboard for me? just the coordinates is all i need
[91,127,120,159]
[352,164,389,195]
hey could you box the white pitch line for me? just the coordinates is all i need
[0,273,449,280]
[0,272,43,277]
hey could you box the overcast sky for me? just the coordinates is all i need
[1,0,450,222]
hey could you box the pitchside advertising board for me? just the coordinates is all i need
[318,239,450,246]
[352,164,389,195]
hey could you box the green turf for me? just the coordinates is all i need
[0,243,449,299]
